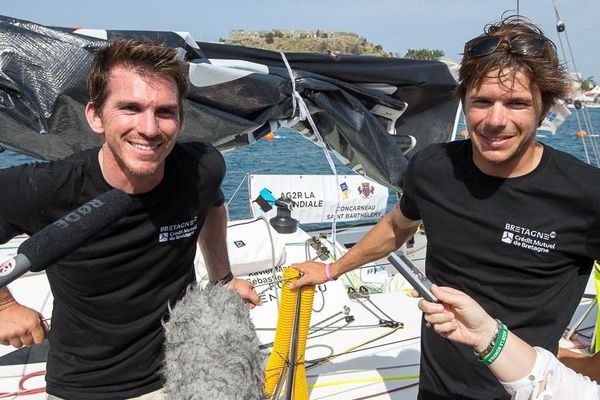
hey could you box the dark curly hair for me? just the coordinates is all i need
[457,15,569,119]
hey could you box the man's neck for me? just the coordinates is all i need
[473,141,544,178]
[98,147,164,194]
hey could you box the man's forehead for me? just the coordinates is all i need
[105,66,179,97]
[469,69,538,98]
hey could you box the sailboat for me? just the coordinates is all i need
[0,10,597,399]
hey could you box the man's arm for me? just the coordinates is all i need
[0,287,48,347]
[198,204,260,307]
[558,348,600,382]
[291,203,421,288]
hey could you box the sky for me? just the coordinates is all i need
[2,0,599,80]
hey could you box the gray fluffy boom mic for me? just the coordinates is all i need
[163,283,266,399]
[0,189,131,288]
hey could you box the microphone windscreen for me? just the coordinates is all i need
[18,189,132,272]
[163,283,265,399]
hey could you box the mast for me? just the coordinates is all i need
[552,0,600,166]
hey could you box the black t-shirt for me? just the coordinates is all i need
[400,140,600,400]
[0,142,225,399]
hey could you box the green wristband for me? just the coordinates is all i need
[480,323,508,365]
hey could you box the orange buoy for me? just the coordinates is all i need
[577,130,587,138]
[265,132,275,141]
[459,130,468,138]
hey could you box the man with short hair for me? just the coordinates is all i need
[0,38,260,399]
[292,15,600,399]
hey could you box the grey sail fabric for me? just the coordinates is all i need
[0,15,458,190]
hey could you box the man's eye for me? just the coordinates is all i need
[509,101,529,109]
[157,109,178,118]
[122,105,140,112]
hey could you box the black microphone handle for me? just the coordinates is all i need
[0,189,131,289]
[0,254,32,288]
[19,189,131,273]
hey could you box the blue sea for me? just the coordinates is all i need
[1,109,599,221]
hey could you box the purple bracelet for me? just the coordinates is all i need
[325,263,337,281]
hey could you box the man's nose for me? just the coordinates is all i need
[485,103,508,129]
[137,111,160,136]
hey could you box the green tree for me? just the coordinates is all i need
[265,32,274,44]
[581,76,596,91]
[404,48,445,60]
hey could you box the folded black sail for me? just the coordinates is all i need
[0,15,458,190]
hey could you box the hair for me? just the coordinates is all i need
[457,15,569,117]
[87,38,188,116]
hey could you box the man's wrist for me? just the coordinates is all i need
[210,271,234,285]
[0,298,17,312]
[324,263,338,281]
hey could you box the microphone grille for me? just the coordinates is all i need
[163,283,265,399]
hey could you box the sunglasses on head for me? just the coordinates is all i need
[463,35,553,59]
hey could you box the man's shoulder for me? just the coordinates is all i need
[169,142,225,181]
[545,145,600,174]
[173,142,222,162]
[409,140,468,168]
[1,148,97,184]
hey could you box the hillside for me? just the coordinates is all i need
[220,29,392,57]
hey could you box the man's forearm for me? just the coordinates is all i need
[198,204,231,281]
[0,287,16,311]
[332,205,420,278]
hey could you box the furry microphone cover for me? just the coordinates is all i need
[162,283,266,399]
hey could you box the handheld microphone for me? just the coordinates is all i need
[0,189,132,288]
[163,283,265,398]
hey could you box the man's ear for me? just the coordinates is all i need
[85,102,104,134]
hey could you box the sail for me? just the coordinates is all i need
[0,15,458,190]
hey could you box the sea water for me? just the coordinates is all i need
[1,109,599,221]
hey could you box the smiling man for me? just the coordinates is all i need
[0,39,260,399]
[291,15,600,400]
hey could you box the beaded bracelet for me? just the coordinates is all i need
[475,320,509,365]
[474,319,502,359]
[480,323,508,365]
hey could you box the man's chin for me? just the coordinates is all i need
[125,162,161,178]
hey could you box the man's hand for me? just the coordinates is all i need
[289,261,328,289]
[0,302,48,348]
[227,278,261,308]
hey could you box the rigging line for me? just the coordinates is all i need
[306,362,421,378]
[349,295,384,321]
[309,375,419,390]
[306,334,421,366]
[362,295,396,323]
[351,382,419,400]
[279,51,340,258]
[304,319,350,341]
[226,172,248,207]
[349,291,399,325]
[552,1,600,165]
[306,326,405,369]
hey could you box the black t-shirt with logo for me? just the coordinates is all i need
[0,142,225,399]
[400,140,600,400]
